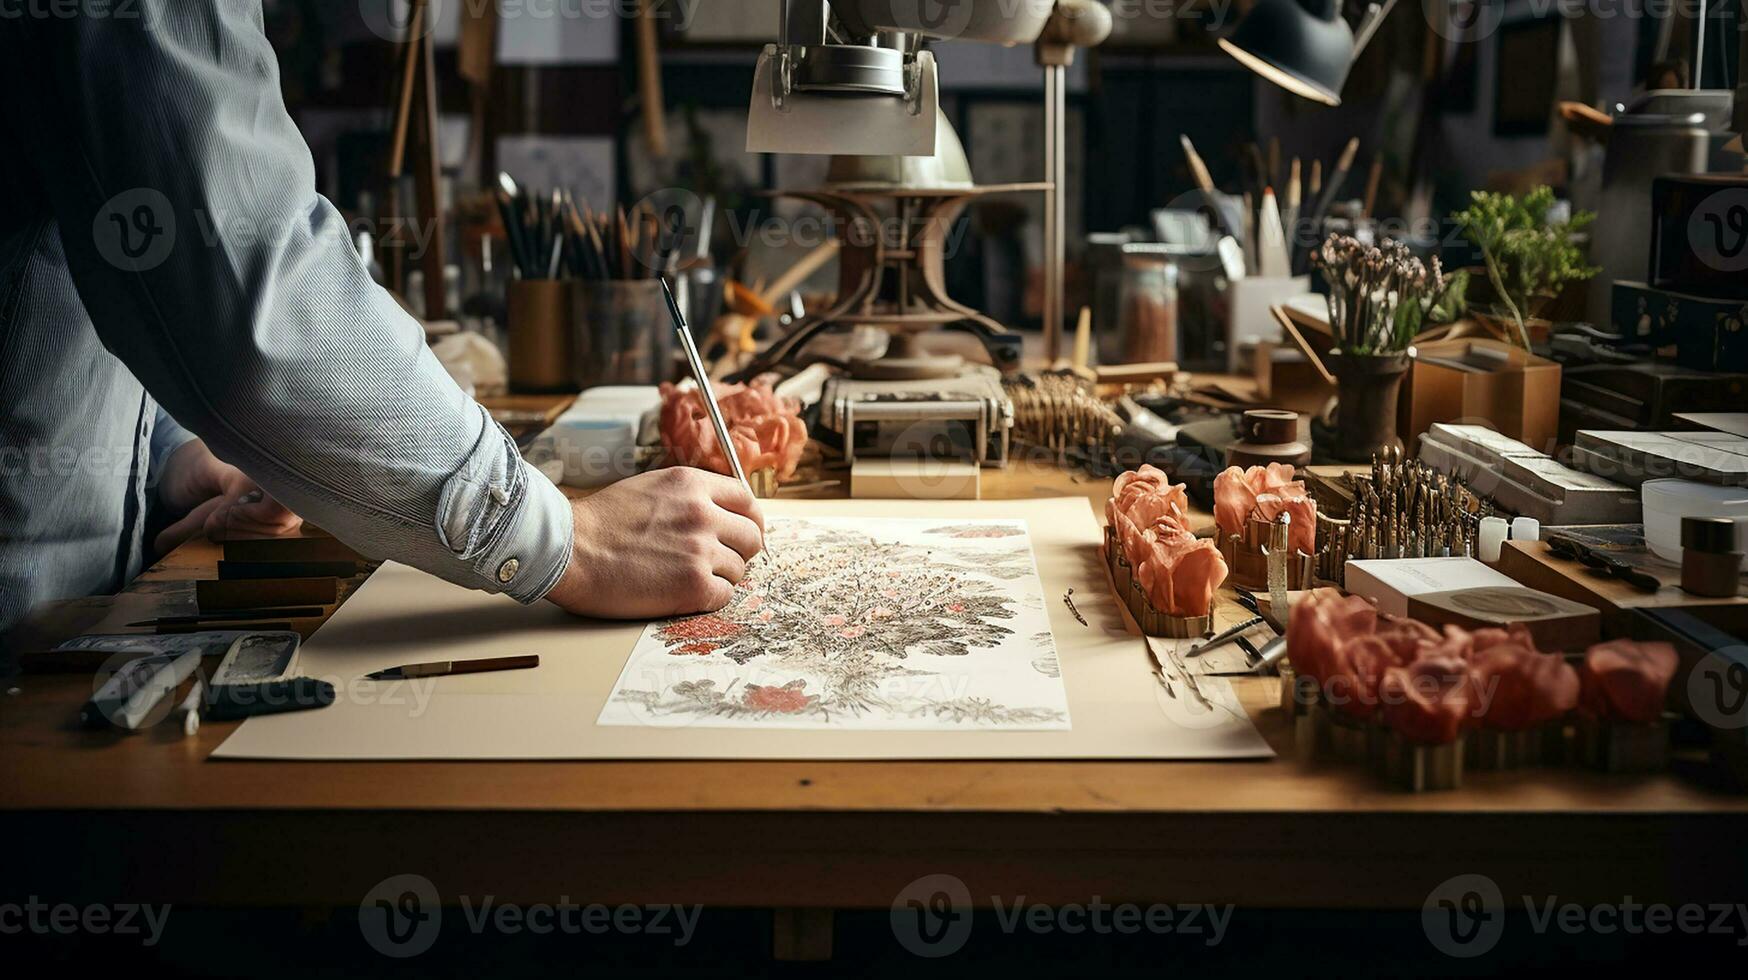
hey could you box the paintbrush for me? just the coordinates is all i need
[1284,158,1302,254]
[1244,143,1269,201]
[493,186,529,278]
[616,205,633,280]
[1310,137,1360,229]
[1179,133,1216,195]
[1296,137,1359,272]
[660,275,768,560]
[365,654,539,681]
[1362,156,1383,219]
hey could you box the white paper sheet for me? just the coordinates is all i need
[598,517,1070,731]
[212,498,1273,761]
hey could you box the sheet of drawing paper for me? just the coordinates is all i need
[598,517,1070,731]
[212,498,1273,761]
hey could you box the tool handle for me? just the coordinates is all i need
[446,655,541,676]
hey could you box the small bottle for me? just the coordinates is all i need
[1681,516,1744,598]
[1478,517,1509,562]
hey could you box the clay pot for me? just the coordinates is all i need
[1327,350,1411,462]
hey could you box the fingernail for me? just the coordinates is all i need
[239,490,264,504]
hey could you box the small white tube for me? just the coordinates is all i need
[1479,516,1509,562]
[1511,516,1541,543]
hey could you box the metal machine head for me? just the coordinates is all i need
[746,0,1054,156]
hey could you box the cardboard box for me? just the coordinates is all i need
[1400,338,1561,454]
[1344,558,1521,618]
[1407,586,1601,651]
[849,459,980,500]
[1251,341,1336,417]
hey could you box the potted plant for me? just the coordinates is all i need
[1310,236,1460,462]
[1451,186,1598,349]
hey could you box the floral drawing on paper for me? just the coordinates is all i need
[598,517,1069,730]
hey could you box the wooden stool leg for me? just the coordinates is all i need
[771,907,833,962]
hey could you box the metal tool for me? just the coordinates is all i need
[1188,616,1265,656]
[820,370,1013,467]
[1314,447,1494,586]
[1247,634,1288,674]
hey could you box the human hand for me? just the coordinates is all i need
[155,440,302,554]
[544,467,765,619]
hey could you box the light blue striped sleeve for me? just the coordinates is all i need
[1,2,573,602]
[148,404,198,475]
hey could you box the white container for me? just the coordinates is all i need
[1641,479,1748,563]
[1478,517,1509,562]
[531,385,662,489]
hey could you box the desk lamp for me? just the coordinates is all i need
[1218,0,1398,106]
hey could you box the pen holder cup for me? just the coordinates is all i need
[573,280,672,389]
[507,280,577,393]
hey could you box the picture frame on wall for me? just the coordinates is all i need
[1492,12,1562,137]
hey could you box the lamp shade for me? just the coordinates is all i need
[1218,0,1356,106]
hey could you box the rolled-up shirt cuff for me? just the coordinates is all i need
[432,411,573,603]
[480,459,574,603]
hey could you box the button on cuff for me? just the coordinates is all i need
[473,459,573,603]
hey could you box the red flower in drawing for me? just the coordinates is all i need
[650,520,1023,674]
[658,615,742,645]
[742,680,817,714]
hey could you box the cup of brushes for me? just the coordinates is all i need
[496,174,680,392]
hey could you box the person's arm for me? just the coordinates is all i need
[0,4,571,600]
[147,406,198,477]
[150,403,303,553]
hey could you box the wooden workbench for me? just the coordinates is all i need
[4,421,1747,920]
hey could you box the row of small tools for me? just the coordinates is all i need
[1314,450,1495,583]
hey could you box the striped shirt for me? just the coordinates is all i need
[0,2,572,636]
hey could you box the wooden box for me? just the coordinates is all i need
[1399,338,1561,454]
